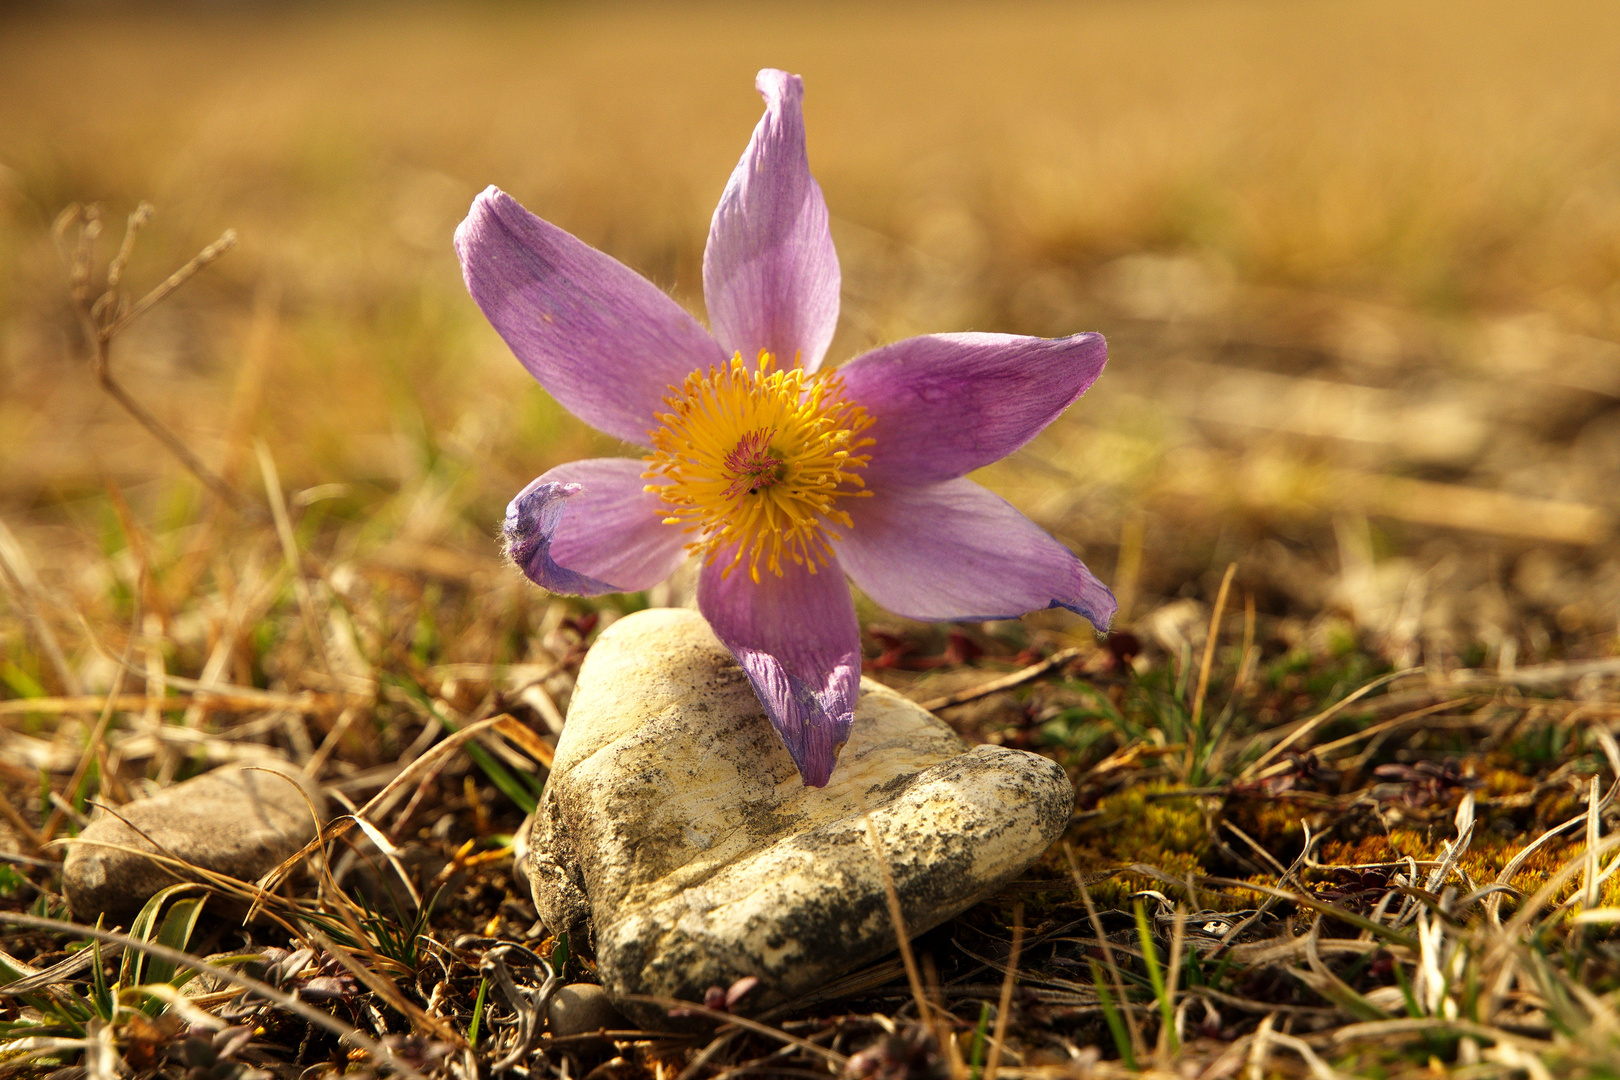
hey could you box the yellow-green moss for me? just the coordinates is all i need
[1067,782,1213,906]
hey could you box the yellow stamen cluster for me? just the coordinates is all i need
[644,351,874,582]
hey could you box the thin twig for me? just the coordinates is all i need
[51,205,256,514]
[918,647,1083,713]
[105,229,236,338]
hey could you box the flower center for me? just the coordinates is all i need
[644,351,874,582]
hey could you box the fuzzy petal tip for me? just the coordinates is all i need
[502,480,618,597]
[697,552,861,787]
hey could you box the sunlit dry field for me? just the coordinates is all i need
[5,2,1620,1077]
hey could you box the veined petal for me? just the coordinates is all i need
[697,550,860,787]
[703,69,841,373]
[504,458,687,597]
[839,478,1116,631]
[838,332,1106,487]
[457,186,726,447]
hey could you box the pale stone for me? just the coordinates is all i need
[528,608,1073,1025]
[547,983,625,1038]
[63,761,325,921]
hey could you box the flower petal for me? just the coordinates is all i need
[703,69,841,373]
[503,458,687,597]
[457,186,726,447]
[839,477,1116,631]
[697,552,860,787]
[838,331,1107,488]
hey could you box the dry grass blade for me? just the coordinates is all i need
[249,714,509,910]
[1189,562,1236,738]
[0,911,430,1080]
[1242,667,1418,778]
[303,927,462,1045]
[983,900,1025,1080]
[1265,1029,1346,1080]
[1328,1017,1547,1052]
[1585,775,1603,910]
[860,806,937,1044]
[918,647,1083,713]
[617,996,849,1068]
[0,514,81,696]
[1304,697,1477,768]
[39,594,139,845]
[0,945,99,997]
[1064,843,1145,1061]
[0,789,44,854]
[256,440,333,678]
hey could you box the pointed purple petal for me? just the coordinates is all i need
[457,187,726,447]
[697,552,859,786]
[839,332,1106,488]
[504,458,687,597]
[839,478,1116,631]
[703,69,841,373]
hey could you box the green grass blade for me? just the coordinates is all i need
[1090,960,1136,1070]
[89,939,112,1019]
[143,896,206,989]
[1134,900,1178,1053]
[120,883,199,988]
[388,674,538,814]
[467,976,489,1048]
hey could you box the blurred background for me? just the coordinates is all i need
[3,0,1619,678]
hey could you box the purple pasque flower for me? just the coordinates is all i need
[455,69,1115,787]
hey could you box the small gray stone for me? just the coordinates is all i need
[546,983,625,1038]
[528,609,1074,1027]
[63,761,325,921]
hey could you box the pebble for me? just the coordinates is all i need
[62,760,325,921]
[527,608,1074,1026]
[547,982,626,1037]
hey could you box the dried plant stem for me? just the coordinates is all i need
[861,808,936,1039]
[1236,591,1257,692]
[53,204,256,515]
[95,349,249,513]
[106,229,236,338]
[1113,507,1146,624]
[105,202,154,289]
[1064,843,1145,1060]
[0,516,81,696]
[1191,563,1236,733]
[256,441,333,678]
[618,996,849,1067]
[1242,667,1417,778]
[251,714,511,911]
[0,911,428,1080]
[0,790,44,855]
[38,643,129,846]
[1187,562,1236,778]
[918,647,1083,714]
[982,900,1024,1080]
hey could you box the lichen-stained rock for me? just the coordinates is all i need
[63,761,324,921]
[527,608,1073,1025]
